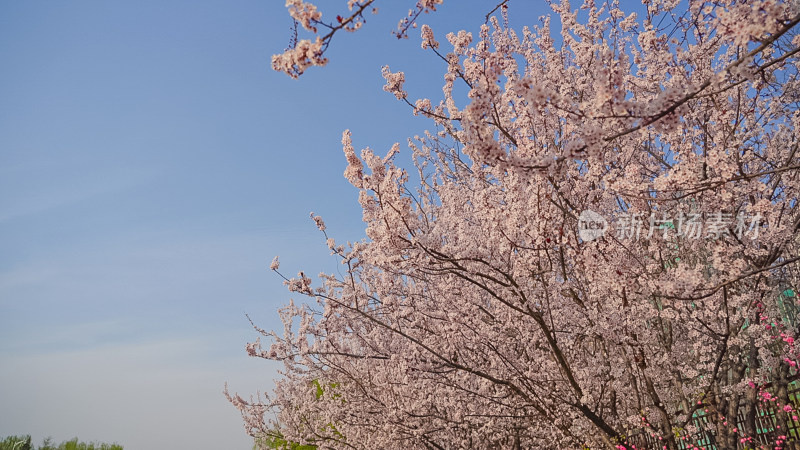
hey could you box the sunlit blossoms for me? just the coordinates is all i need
[381,66,407,100]
[420,24,438,49]
[231,1,800,449]
[270,37,327,79]
[285,0,322,32]
[271,1,450,78]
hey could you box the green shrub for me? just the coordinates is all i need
[0,436,121,450]
[0,435,32,450]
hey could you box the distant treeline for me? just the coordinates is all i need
[0,435,122,450]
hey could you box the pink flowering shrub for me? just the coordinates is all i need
[230,1,800,449]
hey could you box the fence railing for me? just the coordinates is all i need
[624,382,800,450]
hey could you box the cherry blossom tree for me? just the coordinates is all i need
[229,1,800,448]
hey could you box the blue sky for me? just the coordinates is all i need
[0,2,553,449]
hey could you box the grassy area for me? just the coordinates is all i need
[0,435,123,450]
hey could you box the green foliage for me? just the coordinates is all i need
[311,379,340,401]
[313,379,324,401]
[254,432,316,450]
[0,435,32,450]
[253,379,346,450]
[0,436,122,450]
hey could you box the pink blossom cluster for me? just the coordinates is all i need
[272,1,451,78]
[419,24,438,49]
[381,66,407,100]
[271,37,327,79]
[285,0,322,32]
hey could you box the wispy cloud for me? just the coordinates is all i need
[0,165,158,224]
